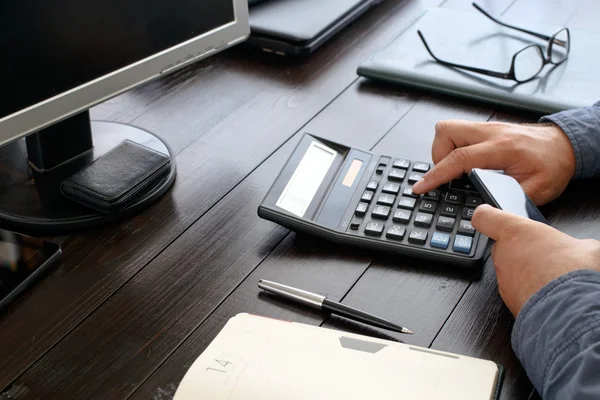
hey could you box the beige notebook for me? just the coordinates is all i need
[174,313,503,400]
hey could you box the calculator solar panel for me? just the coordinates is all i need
[258,134,488,267]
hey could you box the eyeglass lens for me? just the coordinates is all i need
[513,46,544,82]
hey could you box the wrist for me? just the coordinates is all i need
[540,122,577,181]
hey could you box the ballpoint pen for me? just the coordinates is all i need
[258,279,413,334]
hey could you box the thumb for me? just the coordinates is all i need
[471,204,528,241]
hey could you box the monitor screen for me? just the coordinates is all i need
[0,0,236,120]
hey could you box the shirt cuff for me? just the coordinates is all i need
[540,104,600,180]
[511,270,600,394]
[541,113,585,179]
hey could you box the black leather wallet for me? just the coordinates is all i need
[61,140,171,214]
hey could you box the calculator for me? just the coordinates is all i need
[258,134,488,267]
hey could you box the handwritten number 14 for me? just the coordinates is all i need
[207,359,232,373]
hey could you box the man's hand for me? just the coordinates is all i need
[472,205,600,317]
[412,120,577,205]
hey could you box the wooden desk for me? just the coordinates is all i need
[2,0,599,398]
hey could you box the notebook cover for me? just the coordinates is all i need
[357,7,600,115]
[174,313,504,400]
[494,364,505,400]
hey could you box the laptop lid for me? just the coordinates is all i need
[250,0,371,44]
[248,0,268,6]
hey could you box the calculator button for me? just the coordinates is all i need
[419,200,437,214]
[466,196,483,207]
[441,204,459,217]
[372,205,391,219]
[414,212,433,228]
[393,159,410,169]
[408,229,428,245]
[445,192,464,205]
[412,162,430,172]
[355,202,369,217]
[382,182,400,194]
[458,220,475,236]
[386,225,406,240]
[453,235,473,254]
[377,194,396,206]
[365,221,384,236]
[398,196,416,210]
[402,186,417,198]
[350,221,361,230]
[462,207,476,220]
[392,209,412,224]
[361,191,374,203]
[450,175,476,192]
[388,168,406,182]
[436,216,455,232]
[366,180,379,191]
[431,232,451,249]
[424,189,441,201]
[408,172,425,184]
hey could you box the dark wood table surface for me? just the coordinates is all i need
[2,0,600,399]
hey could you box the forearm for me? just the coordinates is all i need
[512,270,600,400]
[541,101,600,179]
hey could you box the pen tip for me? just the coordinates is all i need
[403,328,414,335]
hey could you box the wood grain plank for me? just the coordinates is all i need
[131,94,493,399]
[432,258,533,400]
[133,232,373,400]
[0,0,442,390]
[90,52,277,155]
[370,95,494,163]
[320,260,477,348]
[2,77,421,398]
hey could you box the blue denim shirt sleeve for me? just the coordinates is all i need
[511,270,600,400]
[540,101,600,180]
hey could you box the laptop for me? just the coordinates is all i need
[248,0,384,56]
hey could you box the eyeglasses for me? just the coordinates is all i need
[418,2,571,83]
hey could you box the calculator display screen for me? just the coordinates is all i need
[276,141,337,217]
[342,159,363,187]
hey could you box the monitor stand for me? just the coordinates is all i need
[0,110,176,233]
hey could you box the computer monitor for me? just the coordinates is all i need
[0,0,249,232]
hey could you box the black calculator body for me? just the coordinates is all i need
[258,134,488,267]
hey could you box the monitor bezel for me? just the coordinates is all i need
[0,0,249,147]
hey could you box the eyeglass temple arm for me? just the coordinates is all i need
[417,31,510,80]
[472,3,553,42]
